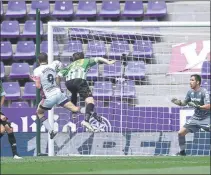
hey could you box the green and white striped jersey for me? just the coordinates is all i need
[0,81,6,97]
[58,58,98,81]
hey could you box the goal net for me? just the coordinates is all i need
[45,22,210,156]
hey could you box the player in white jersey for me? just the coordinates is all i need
[33,53,80,139]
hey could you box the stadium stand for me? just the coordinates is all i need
[0,0,210,108]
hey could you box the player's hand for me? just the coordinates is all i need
[108,60,116,65]
[187,102,201,109]
[171,98,182,106]
[0,115,7,121]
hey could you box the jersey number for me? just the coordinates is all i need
[47,74,54,84]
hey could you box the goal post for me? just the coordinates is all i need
[47,21,210,157]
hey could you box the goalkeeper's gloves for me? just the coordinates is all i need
[171,98,182,106]
[187,102,201,109]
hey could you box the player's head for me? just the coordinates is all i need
[38,52,48,64]
[72,52,84,61]
[190,74,201,89]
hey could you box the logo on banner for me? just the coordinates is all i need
[89,116,111,132]
[168,40,210,74]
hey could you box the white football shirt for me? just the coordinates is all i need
[33,61,63,98]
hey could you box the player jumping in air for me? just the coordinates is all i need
[171,74,210,156]
[0,81,22,159]
[58,52,116,132]
[33,53,80,139]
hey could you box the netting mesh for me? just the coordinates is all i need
[44,24,210,156]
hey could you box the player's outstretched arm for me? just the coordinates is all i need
[96,57,116,65]
[171,98,188,106]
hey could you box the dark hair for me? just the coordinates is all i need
[73,52,84,61]
[191,74,201,85]
[38,52,48,63]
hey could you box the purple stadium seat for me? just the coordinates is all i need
[1,41,13,60]
[132,40,153,58]
[13,41,35,60]
[53,27,66,36]
[125,61,145,79]
[122,1,144,17]
[2,82,21,100]
[1,62,5,78]
[29,0,50,17]
[109,41,130,59]
[87,65,99,81]
[22,20,44,38]
[9,63,30,79]
[1,20,20,38]
[76,1,96,17]
[122,80,136,97]
[52,1,73,18]
[114,80,135,97]
[11,102,29,108]
[22,82,36,100]
[99,0,120,17]
[145,0,167,17]
[201,79,210,93]
[201,61,211,79]
[61,40,83,57]
[69,28,89,38]
[85,41,106,57]
[41,41,59,56]
[93,81,113,99]
[103,61,122,78]
[5,1,26,18]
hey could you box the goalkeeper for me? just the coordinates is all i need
[171,74,210,156]
[58,52,116,132]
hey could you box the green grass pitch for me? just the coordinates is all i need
[1,156,210,174]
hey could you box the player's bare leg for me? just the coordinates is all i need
[63,101,80,114]
[36,105,56,139]
[176,127,189,156]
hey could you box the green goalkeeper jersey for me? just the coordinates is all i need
[58,58,98,81]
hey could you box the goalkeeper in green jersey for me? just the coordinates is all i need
[58,52,116,132]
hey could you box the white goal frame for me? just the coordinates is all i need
[47,21,210,156]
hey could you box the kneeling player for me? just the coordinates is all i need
[33,53,80,139]
[0,82,22,159]
[171,74,210,156]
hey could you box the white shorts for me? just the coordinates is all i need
[39,92,69,110]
